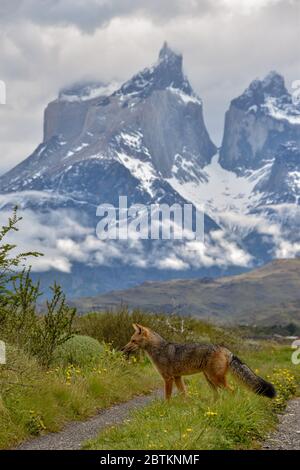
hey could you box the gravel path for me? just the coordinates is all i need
[16,392,300,450]
[263,398,300,450]
[16,390,161,450]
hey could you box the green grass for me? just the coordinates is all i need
[84,345,300,450]
[0,344,160,449]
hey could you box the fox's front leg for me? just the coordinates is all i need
[164,378,174,400]
[174,376,187,396]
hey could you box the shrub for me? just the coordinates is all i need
[2,269,41,351]
[76,308,149,350]
[53,335,103,367]
[76,307,241,352]
[0,209,41,330]
[0,211,76,367]
[30,283,76,367]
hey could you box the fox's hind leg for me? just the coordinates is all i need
[174,376,187,396]
[204,372,219,401]
[204,349,234,396]
[205,372,233,394]
[164,378,174,400]
[224,378,234,393]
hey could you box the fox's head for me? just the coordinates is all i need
[121,323,157,355]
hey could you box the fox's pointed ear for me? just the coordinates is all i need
[132,323,142,334]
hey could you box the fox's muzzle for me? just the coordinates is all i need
[121,342,139,355]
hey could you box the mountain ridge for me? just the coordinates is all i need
[71,258,300,326]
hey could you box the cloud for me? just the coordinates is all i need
[0,208,92,272]
[216,203,300,261]
[0,1,286,32]
[1,197,298,276]
[0,206,254,274]
[275,239,300,258]
[217,210,281,238]
[0,0,300,173]
[0,1,218,32]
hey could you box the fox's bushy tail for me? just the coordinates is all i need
[229,354,276,398]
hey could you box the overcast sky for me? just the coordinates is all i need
[0,0,299,174]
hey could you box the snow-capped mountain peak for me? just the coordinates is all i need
[0,42,216,196]
[232,71,288,111]
[220,71,300,173]
[261,71,287,97]
[231,70,300,125]
[114,42,193,99]
[158,41,179,62]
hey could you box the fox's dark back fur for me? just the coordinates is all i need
[230,355,276,398]
[145,342,218,377]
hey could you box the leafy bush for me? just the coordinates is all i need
[30,283,76,367]
[2,274,76,367]
[0,211,76,367]
[0,209,41,330]
[2,269,40,351]
[53,335,103,367]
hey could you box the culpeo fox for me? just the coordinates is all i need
[122,323,276,400]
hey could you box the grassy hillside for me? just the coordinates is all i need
[72,259,300,326]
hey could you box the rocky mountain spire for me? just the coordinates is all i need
[115,42,192,98]
[220,71,300,172]
[232,71,288,111]
[158,41,182,65]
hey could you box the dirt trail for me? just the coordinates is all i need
[263,398,300,450]
[16,394,300,450]
[16,390,160,450]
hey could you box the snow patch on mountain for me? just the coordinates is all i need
[115,131,150,155]
[288,171,300,194]
[168,153,269,215]
[263,96,300,125]
[166,152,294,241]
[116,151,157,197]
[167,87,202,106]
